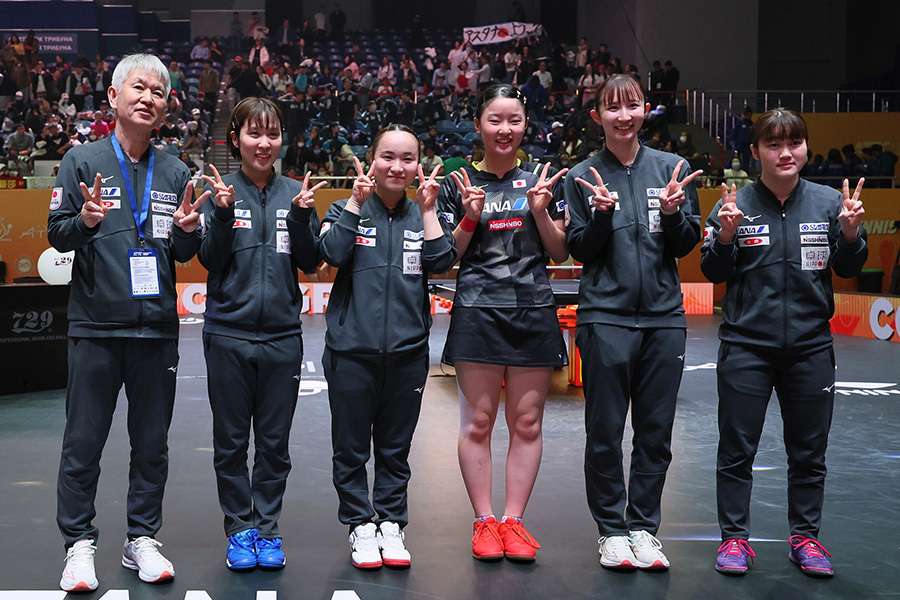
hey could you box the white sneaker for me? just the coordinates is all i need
[629,530,670,570]
[60,539,99,592]
[122,536,175,583]
[377,522,411,568]
[349,523,382,569]
[598,535,637,570]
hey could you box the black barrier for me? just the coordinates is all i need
[0,284,69,395]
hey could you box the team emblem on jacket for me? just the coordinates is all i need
[801,247,830,270]
[50,187,63,210]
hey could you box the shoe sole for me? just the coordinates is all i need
[716,564,748,576]
[122,558,174,583]
[383,558,411,568]
[352,560,383,569]
[258,562,286,569]
[789,555,833,577]
[504,553,536,563]
[226,559,257,571]
[600,559,637,570]
[60,580,98,592]
[636,561,669,571]
[473,551,504,561]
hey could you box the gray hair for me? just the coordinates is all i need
[110,53,171,96]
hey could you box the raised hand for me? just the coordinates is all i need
[292,171,328,208]
[527,162,568,214]
[350,156,376,207]
[449,168,485,223]
[839,177,865,242]
[575,166,616,212]
[659,159,702,215]
[415,163,441,211]
[79,173,109,228]
[199,164,235,209]
[716,183,743,243]
[173,181,211,233]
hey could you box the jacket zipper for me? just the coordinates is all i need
[781,205,788,350]
[382,210,393,355]
[257,187,268,338]
[626,163,643,324]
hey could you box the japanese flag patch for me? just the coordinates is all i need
[513,179,527,188]
[50,187,63,210]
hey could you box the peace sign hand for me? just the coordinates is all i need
[449,168,485,222]
[79,173,109,228]
[350,156,376,208]
[293,171,328,208]
[200,164,235,209]
[173,181,212,233]
[716,183,743,243]
[659,160,702,215]
[575,166,615,212]
[839,177,865,242]
[416,164,441,211]
[527,163,568,214]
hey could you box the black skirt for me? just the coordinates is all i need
[442,305,568,367]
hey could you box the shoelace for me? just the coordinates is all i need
[504,521,540,549]
[472,520,502,546]
[631,531,662,552]
[64,541,96,567]
[599,535,632,555]
[718,539,756,563]
[379,527,406,551]
[131,536,164,558]
[352,527,379,552]
[789,535,831,558]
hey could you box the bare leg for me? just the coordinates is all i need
[456,361,505,517]
[502,366,551,518]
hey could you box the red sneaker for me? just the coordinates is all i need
[499,519,541,562]
[472,517,504,561]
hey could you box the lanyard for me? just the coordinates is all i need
[110,133,154,246]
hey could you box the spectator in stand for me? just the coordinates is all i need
[93,60,112,110]
[5,121,34,154]
[313,5,328,42]
[168,61,186,100]
[249,39,270,70]
[330,4,347,42]
[231,59,268,100]
[442,147,468,175]
[859,147,876,176]
[560,126,583,166]
[24,30,40,70]
[421,142,444,175]
[357,64,376,100]
[647,60,665,106]
[228,12,243,53]
[275,20,299,57]
[841,144,863,184]
[871,144,898,188]
[199,60,220,102]
[89,111,109,139]
[675,131,699,160]
[729,106,754,172]
[337,78,360,129]
[209,40,223,64]
[575,37,591,75]
[519,75,547,122]
[63,64,89,112]
[191,39,211,61]
[256,65,274,95]
[448,41,467,69]
[377,57,395,86]
[595,43,610,67]
[816,148,848,188]
[516,45,536,88]
[660,60,679,107]
[397,57,417,92]
[577,62,603,108]
[722,157,751,188]
[247,12,268,42]
[31,60,55,101]
[475,55,492,91]
[315,65,339,92]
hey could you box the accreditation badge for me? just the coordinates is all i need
[128,248,162,297]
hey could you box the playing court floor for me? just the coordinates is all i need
[2,313,899,599]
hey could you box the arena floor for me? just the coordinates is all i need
[1,313,899,599]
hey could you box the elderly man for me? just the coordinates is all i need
[48,53,209,593]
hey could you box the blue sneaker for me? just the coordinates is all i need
[256,537,286,569]
[789,535,834,577]
[226,529,258,570]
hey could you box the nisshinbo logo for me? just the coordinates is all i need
[489,218,524,231]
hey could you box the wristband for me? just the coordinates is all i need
[460,215,478,232]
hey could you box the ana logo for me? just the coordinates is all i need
[800,234,828,245]
[357,226,376,236]
[99,187,120,197]
[484,197,528,213]
[50,187,63,210]
[235,209,251,218]
[737,224,769,236]
[488,218,524,231]
[513,179,527,188]
[800,222,829,232]
[738,236,769,247]
[646,187,665,197]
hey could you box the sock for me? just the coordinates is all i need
[500,515,522,524]
[474,514,495,523]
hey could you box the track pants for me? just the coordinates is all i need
[576,324,686,536]
[204,332,303,538]
[57,336,178,548]
[323,347,427,529]
[716,342,835,540]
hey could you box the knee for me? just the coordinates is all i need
[461,411,494,444]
